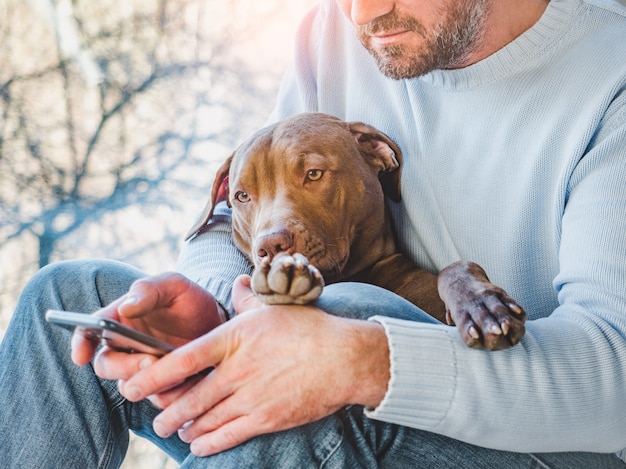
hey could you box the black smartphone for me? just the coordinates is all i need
[45,309,174,356]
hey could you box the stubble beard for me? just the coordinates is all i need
[357,1,491,80]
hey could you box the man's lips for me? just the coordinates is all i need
[369,29,411,46]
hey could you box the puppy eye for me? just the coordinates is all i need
[234,191,250,203]
[307,169,323,181]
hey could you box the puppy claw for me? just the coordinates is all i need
[468,326,480,340]
[488,323,502,335]
[445,310,454,326]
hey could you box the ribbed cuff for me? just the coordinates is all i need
[364,316,459,431]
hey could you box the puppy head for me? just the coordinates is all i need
[185,113,402,279]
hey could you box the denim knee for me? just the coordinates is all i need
[315,282,438,324]
[18,258,145,316]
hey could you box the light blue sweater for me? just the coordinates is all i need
[178,0,626,457]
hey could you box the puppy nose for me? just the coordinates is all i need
[255,229,294,259]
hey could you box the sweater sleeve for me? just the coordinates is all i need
[365,94,626,454]
[176,202,252,317]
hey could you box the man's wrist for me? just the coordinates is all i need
[345,319,391,409]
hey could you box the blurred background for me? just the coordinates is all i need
[0,0,312,466]
[0,0,314,328]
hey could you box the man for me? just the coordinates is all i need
[1,0,626,467]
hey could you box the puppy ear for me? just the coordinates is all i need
[184,154,233,240]
[348,122,402,202]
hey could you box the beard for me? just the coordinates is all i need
[357,0,491,80]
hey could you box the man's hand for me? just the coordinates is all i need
[71,272,225,374]
[117,275,391,457]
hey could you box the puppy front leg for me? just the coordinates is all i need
[438,261,527,351]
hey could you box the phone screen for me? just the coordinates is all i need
[45,310,174,356]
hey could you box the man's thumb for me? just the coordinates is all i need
[231,275,265,314]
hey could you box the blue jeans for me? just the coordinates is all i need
[1,259,624,468]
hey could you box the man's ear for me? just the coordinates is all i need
[348,122,402,202]
[184,154,233,240]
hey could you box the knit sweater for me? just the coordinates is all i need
[177,0,626,457]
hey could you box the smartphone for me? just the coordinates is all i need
[45,309,174,356]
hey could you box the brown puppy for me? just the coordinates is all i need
[186,113,526,350]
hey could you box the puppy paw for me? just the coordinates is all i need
[438,261,527,351]
[251,253,324,305]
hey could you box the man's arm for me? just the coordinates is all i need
[176,202,253,316]
[363,99,626,452]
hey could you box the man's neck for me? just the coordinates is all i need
[463,0,550,66]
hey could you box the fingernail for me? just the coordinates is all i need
[139,356,154,370]
[190,441,209,457]
[125,385,141,401]
[178,427,190,443]
[153,420,170,438]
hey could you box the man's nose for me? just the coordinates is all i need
[346,0,395,26]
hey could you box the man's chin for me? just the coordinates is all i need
[373,56,433,80]
[362,42,434,80]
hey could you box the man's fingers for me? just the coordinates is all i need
[232,274,266,314]
[119,330,225,402]
[93,347,157,380]
[189,416,265,457]
[70,331,100,366]
[146,375,202,410]
[115,273,223,342]
[152,370,230,438]
[70,295,129,366]
[118,272,195,319]
[176,392,253,445]
[117,279,161,319]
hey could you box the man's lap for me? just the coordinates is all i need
[2,260,623,468]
